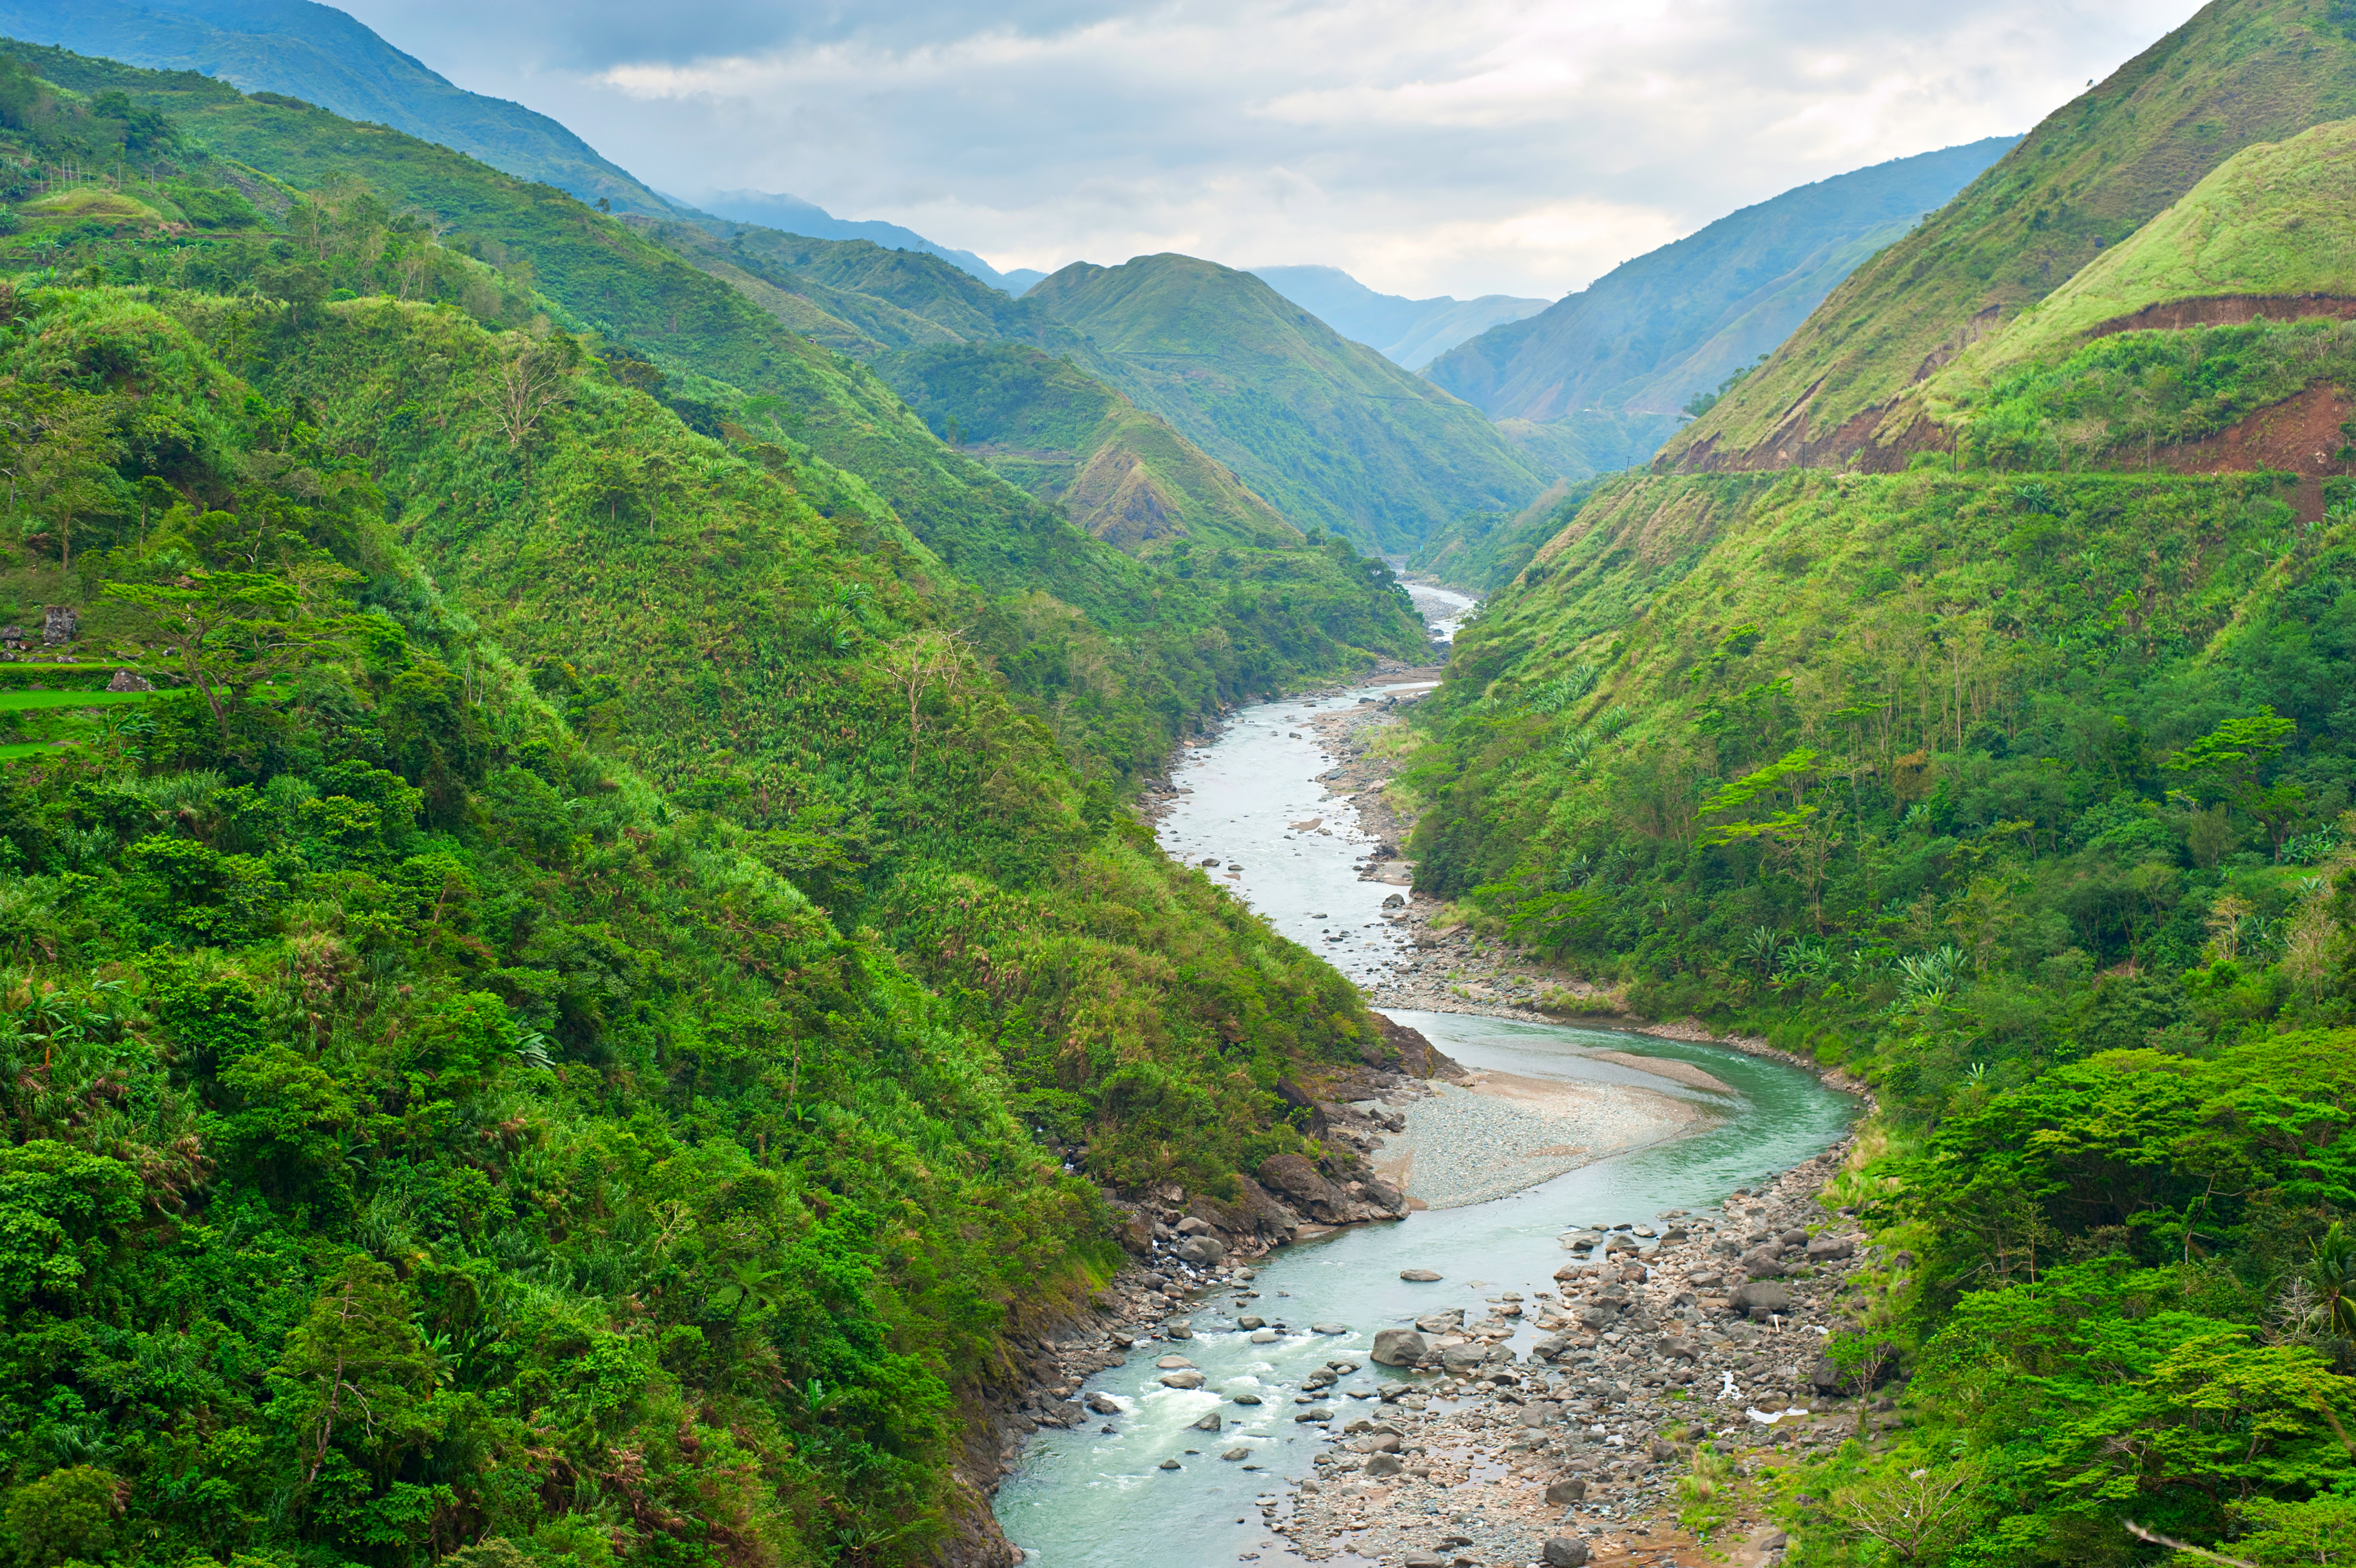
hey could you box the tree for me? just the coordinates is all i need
[271,1255,441,1484]
[487,328,582,449]
[3,383,121,567]
[101,566,352,738]
[2166,709,2304,857]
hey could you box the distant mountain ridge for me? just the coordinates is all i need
[0,0,675,214]
[693,187,1025,294]
[1424,137,2018,426]
[1249,265,1550,368]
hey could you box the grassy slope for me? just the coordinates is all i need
[1492,408,1685,483]
[876,342,1304,551]
[1407,479,1605,597]
[10,37,1427,759]
[1027,253,1548,554]
[1935,115,2356,389]
[1660,0,2356,469]
[1422,139,2014,421]
[0,0,675,215]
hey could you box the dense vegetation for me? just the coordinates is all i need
[0,46,1424,1568]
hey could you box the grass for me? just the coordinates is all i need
[0,688,158,711]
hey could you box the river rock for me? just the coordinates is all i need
[1730,1281,1792,1321]
[1806,1235,1856,1261]
[1405,1554,1447,1568]
[1371,1328,1428,1366]
[1159,1370,1204,1389]
[1363,1453,1404,1476]
[1238,1315,1265,1329]
[1158,1458,1180,1470]
[1688,1271,1726,1290]
[1545,1476,1588,1505]
[1541,1538,1590,1567]
[1177,1235,1227,1265]
[1222,1447,1250,1460]
[1400,1268,1442,1281]
[1250,1329,1279,1344]
[1295,1407,1333,1422]
[1155,1354,1195,1368]
[1230,1390,1263,1404]
[1312,1322,1347,1335]
[1255,1152,1341,1214]
[1165,1320,1193,1339]
[1740,1248,1786,1279]
[1192,1413,1222,1431]
[1084,1391,1122,1414]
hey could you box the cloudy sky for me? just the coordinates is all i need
[336,0,2202,300]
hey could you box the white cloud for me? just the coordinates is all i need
[335,0,2203,299]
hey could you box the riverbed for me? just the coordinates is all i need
[993,607,1856,1567]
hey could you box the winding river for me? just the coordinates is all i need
[993,606,1857,1567]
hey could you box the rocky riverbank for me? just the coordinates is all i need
[1264,1136,1900,1568]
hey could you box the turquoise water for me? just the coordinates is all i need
[992,689,1859,1566]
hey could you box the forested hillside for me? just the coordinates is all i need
[1394,2,2356,1557]
[0,43,1430,1568]
[1024,254,1548,552]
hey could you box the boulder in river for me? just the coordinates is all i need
[1312,1322,1347,1335]
[1295,1406,1333,1422]
[1157,1458,1181,1471]
[1158,1370,1204,1389]
[1400,1268,1442,1281]
[1191,1412,1222,1431]
[1229,1390,1264,1404]
[1155,1354,1195,1368]
[1222,1447,1250,1460]
[1165,1319,1194,1339]
[1176,1235,1227,1265]
[1249,1330,1279,1344]
[1085,1391,1122,1414]
[1371,1328,1428,1366]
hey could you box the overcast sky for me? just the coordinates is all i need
[336,0,2202,300]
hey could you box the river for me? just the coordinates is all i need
[993,606,1856,1567]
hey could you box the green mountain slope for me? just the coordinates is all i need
[639,220,1324,553]
[1026,253,1549,553]
[878,342,1304,550]
[1662,0,2356,472]
[1248,264,1550,369]
[0,68,1433,1568]
[1421,138,2013,441]
[7,37,1429,751]
[696,186,1018,291]
[0,0,675,214]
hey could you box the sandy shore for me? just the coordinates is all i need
[1371,1069,1715,1210]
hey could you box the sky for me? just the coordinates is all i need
[336,0,2206,301]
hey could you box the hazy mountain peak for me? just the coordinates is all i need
[1249,264,1550,369]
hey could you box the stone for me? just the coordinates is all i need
[1295,1407,1333,1422]
[1159,1370,1204,1389]
[1238,1315,1265,1329]
[1543,1476,1588,1505]
[1362,1453,1404,1476]
[1085,1391,1122,1414]
[1175,1215,1215,1236]
[42,606,76,645]
[1192,1413,1222,1431]
[1250,1330,1279,1344]
[1166,1320,1194,1339]
[1177,1235,1227,1266]
[1400,1268,1443,1282]
[1806,1236,1856,1261]
[1688,1271,1725,1290]
[1312,1322,1347,1335]
[1553,1264,1583,1281]
[1405,1554,1447,1568]
[1230,1391,1263,1404]
[1255,1152,1340,1213]
[1371,1328,1428,1366]
[1157,1458,1181,1470]
[1222,1447,1250,1460]
[1155,1354,1195,1369]
[1729,1281,1793,1321]
[1648,1438,1681,1462]
[1541,1538,1590,1566]
[106,669,152,693]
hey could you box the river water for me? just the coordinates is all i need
[994,608,1856,1567]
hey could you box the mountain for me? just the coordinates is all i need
[1250,264,1550,368]
[0,0,673,213]
[1423,137,2017,440]
[0,41,1437,1566]
[626,219,1316,552]
[1393,2,2356,1558]
[694,186,1021,293]
[1661,0,2356,472]
[1025,253,1550,552]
